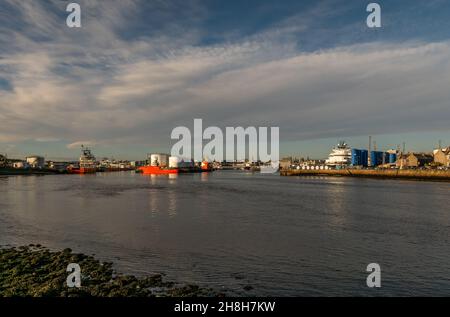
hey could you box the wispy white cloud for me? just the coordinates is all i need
[1,0,449,156]
[66,140,97,150]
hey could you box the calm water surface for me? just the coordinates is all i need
[0,171,449,296]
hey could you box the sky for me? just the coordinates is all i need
[1,0,450,160]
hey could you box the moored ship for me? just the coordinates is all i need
[137,153,214,175]
[68,146,97,174]
[138,153,178,174]
[138,166,179,174]
[325,141,352,167]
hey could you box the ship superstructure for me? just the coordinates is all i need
[68,146,97,174]
[325,141,352,167]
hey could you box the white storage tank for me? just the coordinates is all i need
[169,156,179,168]
[13,161,25,169]
[150,154,158,166]
[26,156,45,168]
[149,154,169,167]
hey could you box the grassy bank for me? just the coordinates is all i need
[0,245,219,297]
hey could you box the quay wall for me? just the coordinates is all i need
[280,168,450,181]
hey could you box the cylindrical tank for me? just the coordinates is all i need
[13,162,25,168]
[360,150,369,167]
[150,154,169,167]
[389,153,397,164]
[351,149,361,166]
[26,156,45,168]
[169,156,179,168]
[150,154,159,166]
[370,151,383,167]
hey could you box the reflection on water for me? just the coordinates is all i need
[200,173,209,182]
[0,172,449,296]
[168,189,177,218]
[322,179,349,228]
[149,187,159,216]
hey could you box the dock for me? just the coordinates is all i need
[280,168,450,181]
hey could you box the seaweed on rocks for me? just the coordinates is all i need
[0,245,218,297]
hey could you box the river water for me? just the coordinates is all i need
[0,171,449,296]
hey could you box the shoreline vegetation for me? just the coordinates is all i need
[0,245,221,297]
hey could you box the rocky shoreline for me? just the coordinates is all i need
[0,245,221,297]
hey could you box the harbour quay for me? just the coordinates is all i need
[281,168,450,181]
[280,139,450,181]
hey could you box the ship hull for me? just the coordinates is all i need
[68,167,97,174]
[138,166,178,175]
[0,168,60,175]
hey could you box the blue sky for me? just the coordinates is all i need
[1,0,450,160]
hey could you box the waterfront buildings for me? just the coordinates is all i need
[26,156,45,168]
[0,154,6,167]
[396,153,434,168]
[12,161,28,169]
[279,159,292,170]
[433,147,450,167]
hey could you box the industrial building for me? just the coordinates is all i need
[26,156,45,168]
[148,153,170,167]
[370,151,393,167]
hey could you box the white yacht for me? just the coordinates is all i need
[325,141,352,167]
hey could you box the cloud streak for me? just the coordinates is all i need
[0,0,449,156]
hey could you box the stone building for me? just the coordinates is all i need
[433,147,450,167]
[396,153,433,168]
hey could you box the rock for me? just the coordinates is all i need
[0,246,222,297]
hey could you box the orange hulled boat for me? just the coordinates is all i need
[138,166,178,175]
[138,153,178,175]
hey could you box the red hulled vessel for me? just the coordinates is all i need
[138,166,179,175]
[68,146,97,174]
